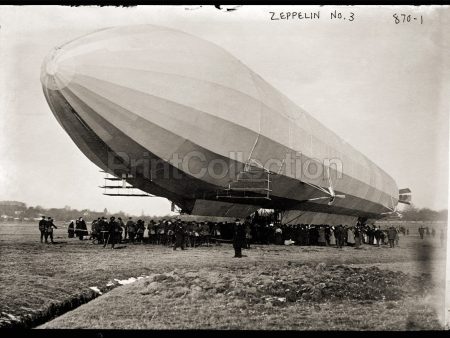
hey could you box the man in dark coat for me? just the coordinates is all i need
[387,226,397,248]
[105,216,118,249]
[97,217,108,244]
[90,219,99,241]
[136,220,145,243]
[232,219,245,258]
[127,218,136,243]
[76,217,87,240]
[335,225,345,248]
[117,217,125,243]
[44,217,58,244]
[173,220,186,250]
[67,219,75,238]
[39,216,46,243]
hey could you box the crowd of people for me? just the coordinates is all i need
[71,217,406,249]
[87,216,223,249]
[39,215,445,251]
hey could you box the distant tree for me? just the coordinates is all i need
[400,203,447,221]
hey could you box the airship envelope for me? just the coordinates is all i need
[41,24,401,223]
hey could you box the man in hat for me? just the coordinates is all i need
[201,221,211,247]
[127,217,136,243]
[187,221,196,248]
[232,218,246,258]
[105,216,118,249]
[68,219,75,238]
[173,219,186,250]
[38,216,46,243]
[147,220,157,244]
[117,217,125,243]
[387,225,397,248]
[44,217,58,244]
[98,217,108,244]
[334,225,343,248]
[76,217,87,240]
[157,219,165,245]
[136,219,145,243]
[90,218,99,241]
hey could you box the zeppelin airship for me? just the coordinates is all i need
[40,25,411,225]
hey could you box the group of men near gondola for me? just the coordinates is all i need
[267,222,401,248]
[87,217,224,250]
[38,215,58,244]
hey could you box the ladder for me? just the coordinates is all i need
[216,161,272,200]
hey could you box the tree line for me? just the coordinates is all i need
[0,201,447,223]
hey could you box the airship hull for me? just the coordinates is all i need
[41,25,399,224]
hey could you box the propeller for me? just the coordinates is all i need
[302,167,346,205]
[301,184,345,205]
[380,210,402,218]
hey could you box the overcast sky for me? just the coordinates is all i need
[0,5,449,215]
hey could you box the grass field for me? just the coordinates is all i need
[0,222,447,330]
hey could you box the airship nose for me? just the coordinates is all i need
[40,47,75,91]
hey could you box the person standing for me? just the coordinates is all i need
[44,217,58,244]
[98,217,108,244]
[387,226,397,248]
[440,228,445,248]
[374,227,381,247]
[324,226,331,246]
[136,220,145,243]
[346,226,355,247]
[201,222,211,247]
[173,220,186,250]
[368,226,374,246]
[329,226,336,246]
[128,219,136,243]
[158,219,166,245]
[117,217,125,243]
[38,216,46,243]
[76,217,87,240]
[232,219,245,258]
[90,219,99,241]
[380,230,386,246]
[318,226,326,246]
[105,216,117,249]
[67,219,75,238]
[335,225,344,248]
[124,217,131,240]
[354,225,361,248]
[418,226,425,240]
[274,224,283,245]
